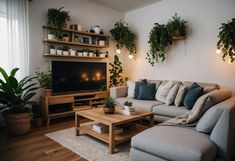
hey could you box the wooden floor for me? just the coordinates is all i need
[0,118,88,161]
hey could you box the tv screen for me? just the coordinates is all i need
[52,61,107,93]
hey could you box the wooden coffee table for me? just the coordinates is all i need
[75,107,154,154]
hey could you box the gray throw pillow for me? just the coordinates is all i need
[166,84,179,105]
[174,85,187,106]
[155,81,173,103]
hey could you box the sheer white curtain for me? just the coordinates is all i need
[0,0,29,79]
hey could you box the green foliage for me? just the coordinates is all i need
[124,101,132,106]
[217,18,235,63]
[35,69,52,89]
[62,46,69,51]
[166,13,187,37]
[49,45,55,49]
[110,20,137,57]
[100,84,106,91]
[47,7,70,28]
[109,55,126,87]
[104,97,115,108]
[146,23,172,66]
[0,67,39,114]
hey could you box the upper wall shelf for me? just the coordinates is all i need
[42,26,109,38]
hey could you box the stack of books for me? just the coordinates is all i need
[92,122,124,134]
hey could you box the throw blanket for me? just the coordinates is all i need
[160,88,232,126]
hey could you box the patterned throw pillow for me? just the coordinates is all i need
[166,84,179,105]
[155,81,173,103]
[174,85,187,106]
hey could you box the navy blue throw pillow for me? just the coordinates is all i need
[134,80,147,99]
[137,83,156,100]
[183,83,203,109]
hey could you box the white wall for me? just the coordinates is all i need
[28,0,124,73]
[124,0,235,92]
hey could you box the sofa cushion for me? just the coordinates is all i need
[127,81,135,98]
[183,83,204,109]
[115,97,163,112]
[174,85,187,107]
[152,104,189,117]
[146,80,162,90]
[166,84,179,105]
[134,80,147,99]
[138,83,156,100]
[183,81,219,89]
[131,126,217,161]
[155,81,174,103]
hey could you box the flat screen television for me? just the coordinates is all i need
[52,61,107,93]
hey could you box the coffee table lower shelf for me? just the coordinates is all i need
[78,124,148,145]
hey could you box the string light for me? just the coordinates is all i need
[116,48,121,54]
[216,49,222,55]
[128,54,134,59]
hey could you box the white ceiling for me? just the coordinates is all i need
[89,0,161,12]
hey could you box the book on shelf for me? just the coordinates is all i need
[92,122,124,134]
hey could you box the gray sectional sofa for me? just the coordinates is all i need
[110,80,235,161]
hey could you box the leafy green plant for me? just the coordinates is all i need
[100,84,107,91]
[110,20,137,57]
[35,69,52,89]
[47,7,70,28]
[49,45,55,49]
[104,97,115,108]
[62,46,69,51]
[109,55,127,87]
[124,101,132,106]
[0,67,39,114]
[147,23,172,66]
[166,13,187,37]
[217,18,235,63]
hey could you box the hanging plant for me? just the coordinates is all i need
[110,21,137,58]
[146,23,172,66]
[47,7,70,28]
[166,13,187,38]
[217,18,235,63]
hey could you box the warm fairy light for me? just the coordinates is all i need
[216,49,222,55]
[128,54,134,59]
[82,73,87,79]
[116,48,121,54]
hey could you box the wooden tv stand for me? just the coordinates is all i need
[41,91,109,126]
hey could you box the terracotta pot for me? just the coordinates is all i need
[103,107,115,114]
[33,117,44,128]
[5,113,31,136]
[44,88,52,96]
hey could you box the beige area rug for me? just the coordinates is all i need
[45,124,130,161]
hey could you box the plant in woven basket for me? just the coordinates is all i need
[47,7,70,28]
[146,23,172,66]
[103,97,116,114]
[110,20,137,58]
[166,13,187,37]
[217,18,235,63]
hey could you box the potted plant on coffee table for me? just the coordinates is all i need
[103,97,116,114]
[0,67,39,135]
[123,101,133,111]
[35,69,52,96]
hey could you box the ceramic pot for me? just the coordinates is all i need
[44,88,52,96]
[50,49,56,55]
[48,34,55,40]
[57,50,63,55]
[63,51,69,56]
[93,26,101,34]
[83,52,88,57]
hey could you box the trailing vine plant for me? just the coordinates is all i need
[217,18,235,63]
[146,23,172,66]
[110,21,137,58]
[166,13,187,37]
[47,7,70,28]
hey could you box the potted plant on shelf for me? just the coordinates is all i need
[77,49,83,56]
[48,29,57,40]
[35,69,52,96]
[57,47,63,55]
[95,50,101,57]
[103,97,115,114]
[83,49,89,57]
[31,101,43,128]
[49,45,56,55]
[110,20,137,58]
[166,13,187,38]
[69,49,76,56]
[88,49,94,57]
[47,7,71,28]
[62,46,69,55]
[63,33,70,42]
[146,23,172,66]
[123,101,133,111]
[0,67,39,135]
[217,18,235,63]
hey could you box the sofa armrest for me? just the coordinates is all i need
[110,86,128,98]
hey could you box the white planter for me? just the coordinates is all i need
[57,50,62,55]
[99,53,106,58]
[48,34,55,40]
[93,26,100,34]
[124,106,132,111]
[70,50,76,56]
[49,49,56,55]
[63,37,69,42]
[78,52,83,57]
[89,52,94,57]
[99,40,105,46]
[77,25,82,31]
[83,52,88,57]
[63,51,69,56]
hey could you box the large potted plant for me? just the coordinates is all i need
[110,20,137,58]
[0,67,38,135]
[147,23,172,66]
[47,7,70,28]
[217,18,235,63]
[35,69,52,96]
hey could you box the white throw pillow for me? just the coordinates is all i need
[166,84,179,105]
[174,85,187,106]
[127,81,135,98]
[155,81,173,103]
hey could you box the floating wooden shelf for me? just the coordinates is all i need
[43,39,109,48]
[172,36,186,40]
[42,25,109,38]
[43,54,107,59]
